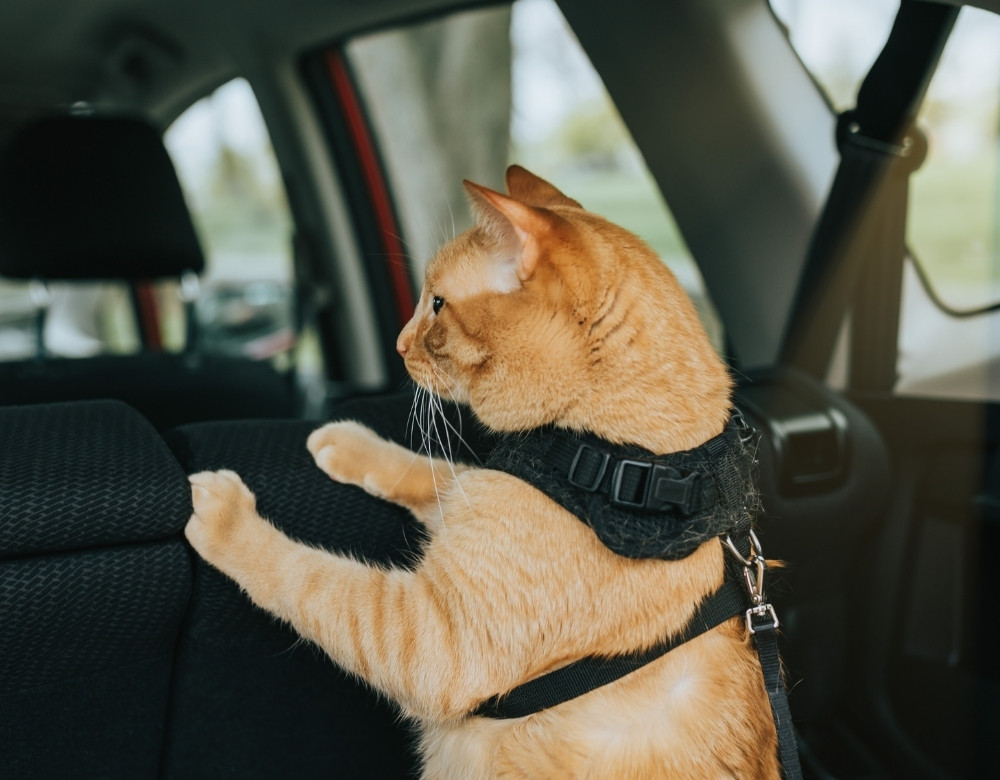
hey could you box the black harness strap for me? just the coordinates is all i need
[478,419,802,778]
[472,571,748,719]
[485,418,756,561]
[752,613,801,779]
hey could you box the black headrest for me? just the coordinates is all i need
[0,115,204,281]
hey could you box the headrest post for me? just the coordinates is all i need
[179,271,201,354]
[28,280,51,359]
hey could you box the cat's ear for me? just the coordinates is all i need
[505,165,582,210]
[463,179,557,283]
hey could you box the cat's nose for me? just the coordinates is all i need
[397,320,415,357]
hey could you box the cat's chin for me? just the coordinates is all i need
[410,375,466,404]
[466,403,555,435]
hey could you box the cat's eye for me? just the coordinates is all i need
[432,296,445,315]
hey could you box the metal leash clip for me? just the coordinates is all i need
[724,529,779,634]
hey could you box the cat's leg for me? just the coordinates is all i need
[306,420,468,528]
[186,468,495,721]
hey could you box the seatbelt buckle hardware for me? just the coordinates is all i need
[843,120,914,157]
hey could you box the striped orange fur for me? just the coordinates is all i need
[187,165,780,778]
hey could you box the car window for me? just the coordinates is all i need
[906,8,1000,313]
[0,276,139,360]
[0,78,299,368]
[773,0,1000,401]
[344,0,724,352]
[769,0,896,113]
[165,78,297,364]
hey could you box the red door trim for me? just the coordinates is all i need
[324,50,416,323]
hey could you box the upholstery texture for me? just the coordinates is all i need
[0,401,193,780]
[161,393,440,779]
[0,392,496,779]
[0,399,191,556]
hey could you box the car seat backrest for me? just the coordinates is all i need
[0,400,193,779]
[0,396,427,779]
[161,393,429,778]
[0,351,297,430]
[0,115,297,427]
[733,367,890,727]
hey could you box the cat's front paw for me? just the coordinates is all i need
[306,420,388,494]
[186,469,264,566]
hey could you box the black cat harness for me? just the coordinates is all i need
[475,413,803,779]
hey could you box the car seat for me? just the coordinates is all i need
[0,400,194,778]
[0,397,423,779]
[0,114,297,429]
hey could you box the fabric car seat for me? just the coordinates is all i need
[0,393,440,779]
[0,114,297,429]
[0,400,193,779]
[160,392,449,779]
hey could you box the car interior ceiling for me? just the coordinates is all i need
[1,0,999,778]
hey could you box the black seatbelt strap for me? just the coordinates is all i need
[781,1,957,382]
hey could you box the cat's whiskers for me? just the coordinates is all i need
[427,366,462,463]
[405,387,419,446]
[443,193,457,243]
[407,382,448,525]
[410,369,472,517]
[426,366,482,468]
[424,370,474,512]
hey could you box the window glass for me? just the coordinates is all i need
[772,2,1000,311]
[0,281,39,359]
[0,280,134,360]
[907,8,1000,311]
[773,0,1000,400]
[346,0,723,350]
[0,79,297,364]
[165,78,298,363]
[769,0,896,112]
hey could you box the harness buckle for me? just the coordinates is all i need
[567,445,611,491]
[610,461,699,514]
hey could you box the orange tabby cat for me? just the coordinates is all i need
[186,165,780,778]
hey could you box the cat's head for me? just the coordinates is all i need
[397,165,730,450]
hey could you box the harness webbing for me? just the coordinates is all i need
[485,417,757,561]
[471,568,748,719]
[477,419,802,779]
